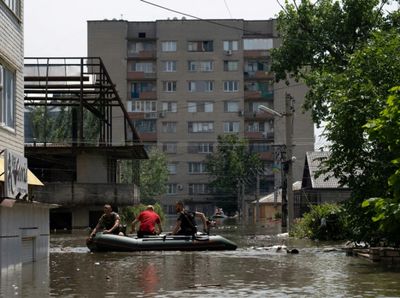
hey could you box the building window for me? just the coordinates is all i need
[167,163,177,174]
[188,162,208,174]
[223,122,240,133]
[161,101,177,113]
[133,119,156,133]
[130,62,155,73]
[0,64,15,129]
[162,81,177,92]
[224,101,240,112]
[188,142,214,154]
[223,40,239,51]
[187,102,213,113]
[128,100,157,112]
[130,82,156,98]
[3,0,21,17]
[243,39,273,50]
[167,184,177,195]
[188,122,214,133]
[188,81,213,92]
[188,183,211,195]
[163,142,177,154]
[161,122,177,133]
[187,41,213,52]
[223,61,239,71]
[247,122,266,132]
[223,81,239,92]
[162,61,177,72]
[161,41,177,52]
[187,61,214,72]
[128,41,155,55]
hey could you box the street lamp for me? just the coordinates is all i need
[258,93,294,232]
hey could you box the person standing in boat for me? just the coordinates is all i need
[172,201,209,235]
[89,204,124,238]
[131,205,162,238]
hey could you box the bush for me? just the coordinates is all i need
[119,203,165,228]
[291,203,347,241]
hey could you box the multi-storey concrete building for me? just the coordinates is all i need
[88,19,314,215]
[0,0,50,272]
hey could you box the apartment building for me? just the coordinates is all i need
[88,19,314,214]
[0,0,51,271]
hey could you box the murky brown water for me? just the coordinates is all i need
[2,218,400,297]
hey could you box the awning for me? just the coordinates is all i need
[0,157,44,186]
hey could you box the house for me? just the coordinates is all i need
[0,0,53,268]
[252,181,301,221]
[294,151,352,217]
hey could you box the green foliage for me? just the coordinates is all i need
[291,203,347,240]
[272,0,400,245]
[119,203,165,229]
[206,134,263,210]
[120,147,168,201]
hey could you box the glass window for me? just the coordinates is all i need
[161,41,177,52]
[188,162,208,174]
[3,0,21,17]
[224,101,239,112]
[188,81,213,92]
[243,39,273,50]
[133,119,156,133]
[167,184,177,194]
[187,102,213,113]
[223,122,240,133]
[131,62,155,73]
[162,61,177,72]
[162,81,177,92]
[161,122,177,133]
[188,143,214,154]
[188,183,211,195]
[0,65,15,129]
[187,61,213,72]
[187,41,213,52]
[161,102,177,112]
[223,81,239,92]
[224,61,239,71]
[223,40,239,51]
[163,143,177,154]
[167,163,177,174]
[188,122,214,133]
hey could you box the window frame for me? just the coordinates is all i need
[0,63,15,130]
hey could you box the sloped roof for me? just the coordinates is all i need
[252,181,302,204]
[305,151,348,189]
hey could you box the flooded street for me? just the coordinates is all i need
[2,219,400,297]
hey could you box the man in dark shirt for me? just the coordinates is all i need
[90,204,124,238]
[172,201,208,235]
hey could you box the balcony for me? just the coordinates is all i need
[127,71,156,80]
[130,91,157,100]
[244,131,274,140]
[244,111,274,120]
[258,151,274,161]
[128,50,157,59]
[244,50,270,58]
[244,90,274,100]
[30,182,139,206]
[244,71,274,80]
[138,132,157,142]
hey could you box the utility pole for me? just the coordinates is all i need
[285,93,294,232]
[255,174,260,223]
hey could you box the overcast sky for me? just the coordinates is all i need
[24,0,283,57]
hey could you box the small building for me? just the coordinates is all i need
[252,181,301,221]
[294,151,352,217]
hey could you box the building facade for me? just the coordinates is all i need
[88,19,314,215]
[0,0,51,270]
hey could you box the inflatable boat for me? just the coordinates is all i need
[86,233,237,252]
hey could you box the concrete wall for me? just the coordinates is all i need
[0,203,50,269]
[76,152,108,183]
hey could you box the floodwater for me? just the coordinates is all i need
[2,218,400,297]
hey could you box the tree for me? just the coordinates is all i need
[120,147,168,204]
[206,134,263,212]
[272,0,400,244]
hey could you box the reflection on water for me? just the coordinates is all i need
[1,219,400,297]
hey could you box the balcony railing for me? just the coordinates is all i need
[127,50,157,59]
[244,90,274,100]
[127,72,157,80]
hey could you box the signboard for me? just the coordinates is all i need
[4,149,28,199]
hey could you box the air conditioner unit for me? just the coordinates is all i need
[225,50,232,56]
[177,184,184,191]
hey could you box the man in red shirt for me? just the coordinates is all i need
[131,205,162,238]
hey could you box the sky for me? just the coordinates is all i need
[24,0,329,149]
